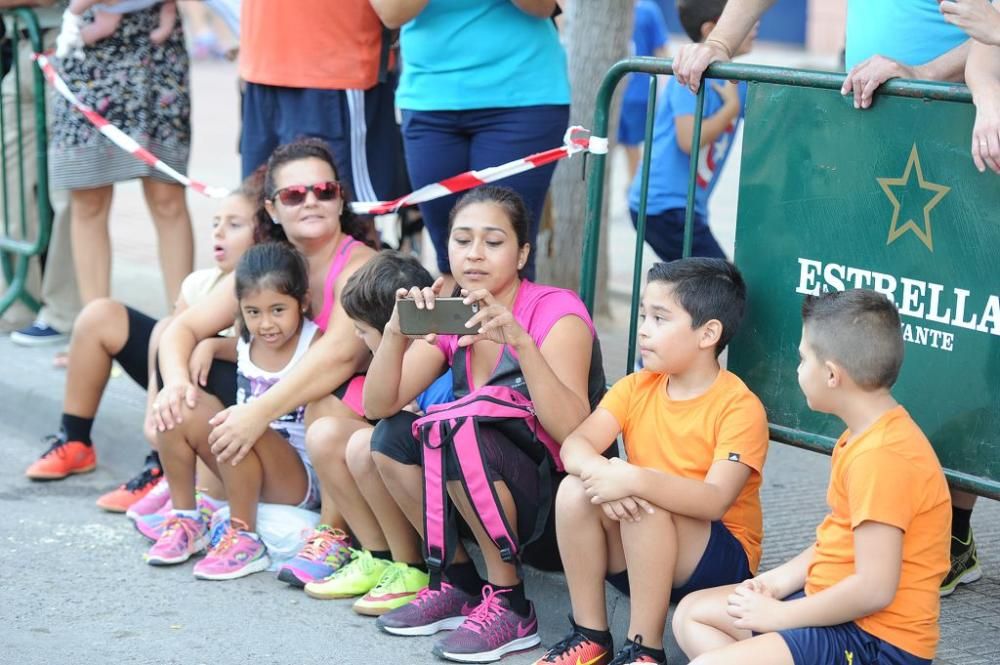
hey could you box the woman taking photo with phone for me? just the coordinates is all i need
[151,139,375,571]
[362,186,606,663]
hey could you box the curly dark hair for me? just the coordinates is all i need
[254,138,368,245]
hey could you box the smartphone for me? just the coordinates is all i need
[397,297,479,336]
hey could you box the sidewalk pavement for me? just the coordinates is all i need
[3,54,1000,664]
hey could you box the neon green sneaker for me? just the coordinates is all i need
[353,561,430,616]
[304,549,390,600]
[940,530,982,597]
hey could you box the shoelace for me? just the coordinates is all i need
[370,562,405,593]
[123,465,162,492]
[39,434,67,457]
[612,635,645,665]
[300,527,349,561]
[412,581,454,606]
[463,585,509,634]
[209,517,252,556]
[543,625,592,662]
[160,514,203,543]
[321,548,368,580]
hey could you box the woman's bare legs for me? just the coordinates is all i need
[141,178,193,306]
[70,185,114,303]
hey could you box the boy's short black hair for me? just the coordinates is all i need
[341,250,434,332]
[647,257,746,356]
[677,0,728,43]
[801,289,904,391]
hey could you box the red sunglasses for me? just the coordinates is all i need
[273,181,342,206]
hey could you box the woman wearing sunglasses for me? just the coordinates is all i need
[148,138,376,575]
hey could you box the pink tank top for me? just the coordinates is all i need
[313,235,361,332]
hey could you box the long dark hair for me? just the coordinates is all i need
[255,138,367,244]
[234,242,310,342]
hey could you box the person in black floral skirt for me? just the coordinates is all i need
[49,4,193,307]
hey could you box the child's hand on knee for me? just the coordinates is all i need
[738,576,776,598]
[208,404,268,466]
[726,584,788,633]
[582,456,637,504]
[600,496,655,522]
[152,381,199,431]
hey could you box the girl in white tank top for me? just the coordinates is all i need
[145,242,324,581]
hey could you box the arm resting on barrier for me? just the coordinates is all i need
[965,40,1000,174]
[913,39,972,83]
[673,0,776,91]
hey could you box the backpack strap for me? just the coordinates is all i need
[420,418,454,589]
[452,419,520,564]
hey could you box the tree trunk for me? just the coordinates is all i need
[539,0,633,317]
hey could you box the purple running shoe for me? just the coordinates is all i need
[432,586,540,663]
[376,580,479,637]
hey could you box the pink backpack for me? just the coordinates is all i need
[412,385,561,588]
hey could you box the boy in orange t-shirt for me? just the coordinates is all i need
[533,258,769,665]
[673,289,951,665]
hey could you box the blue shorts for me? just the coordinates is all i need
[618,97,651,146]
[777,591,932,665]
[628,207,726,263]
[240,77,408,205]
[607,520,752,603]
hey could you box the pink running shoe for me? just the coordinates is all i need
[432,586,540,663]
[193,518,269,581]
[276,525,352,588]
[134,493,223,542]
[144,514,208,565]
[126,478,171,520]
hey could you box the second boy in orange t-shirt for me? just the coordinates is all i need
[674,289,951,665]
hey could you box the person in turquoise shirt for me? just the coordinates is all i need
[673,0,969,110]
[370,0,569,283]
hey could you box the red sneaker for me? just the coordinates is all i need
[96,463,164,513]
[25,436,97,480]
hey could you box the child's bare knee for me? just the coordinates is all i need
[345,428,374,477]
[672,593,696,637]
[304,417,352,463]
[555,474,593,517]
[74,297,124,337]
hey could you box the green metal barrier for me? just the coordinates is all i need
[582,57,1000,499]
[0,8,51,318]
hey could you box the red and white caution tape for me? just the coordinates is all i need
[33,52,230,198]
[350,125,597,215]
[34,52,605,211]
